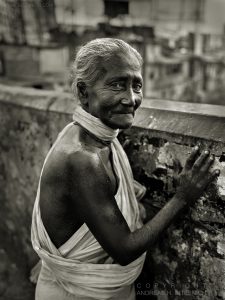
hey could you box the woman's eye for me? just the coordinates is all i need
[111,82,124,89]
[133,84,142,92]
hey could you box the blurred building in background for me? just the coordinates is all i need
[0,0,225,104]
[0,0,26,44]
[0,0,69,90]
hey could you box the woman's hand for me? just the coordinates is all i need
[176,146,220,205]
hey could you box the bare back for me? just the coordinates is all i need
[39,123,118,249]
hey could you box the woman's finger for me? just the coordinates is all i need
[200,154,215,173]
[185,146,200,170]
[192,150,210,171]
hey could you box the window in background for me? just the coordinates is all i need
[104,0,129,18]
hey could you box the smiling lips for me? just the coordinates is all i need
[113,111,134,115]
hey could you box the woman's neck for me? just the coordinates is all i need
[77,123,111,149]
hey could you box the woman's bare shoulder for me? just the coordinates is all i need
[41,124,100,182]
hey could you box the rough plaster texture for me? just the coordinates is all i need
[121,129,225,300]
[0,84,75,300]
[0,84,225,299]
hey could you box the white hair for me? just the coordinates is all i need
[71,38,143,98]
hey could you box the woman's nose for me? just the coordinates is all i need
[121,89,136,106]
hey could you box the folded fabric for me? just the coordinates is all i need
[31,106,146,299]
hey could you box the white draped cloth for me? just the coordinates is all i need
[31,106,146,299]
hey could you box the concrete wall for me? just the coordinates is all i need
[0,84,225,299]
[39,47,69,75]
[0,45,40,79]
[0,44,70,85]
[0,84,75,299]
[123,100,225,299]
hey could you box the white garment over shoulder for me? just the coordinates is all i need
[31,107,146,300]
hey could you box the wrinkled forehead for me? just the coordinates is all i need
[104,52,142,72]
[97,53,143,85]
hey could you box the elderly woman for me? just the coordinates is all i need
[31,38,219,300]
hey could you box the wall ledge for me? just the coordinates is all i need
[0,83,76,114]
[0,83,225,145]
[134,99,225,146]
[142,99,225,118]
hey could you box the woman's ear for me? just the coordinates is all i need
[77,82,88,106]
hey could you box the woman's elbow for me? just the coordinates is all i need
[108,235,140,266]
[114,250,137,266]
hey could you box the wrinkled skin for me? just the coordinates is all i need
[79,52,143,130]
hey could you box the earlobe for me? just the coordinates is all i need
[79,96,89,108]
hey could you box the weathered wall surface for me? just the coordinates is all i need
[122,101,225,300]
[0,84,225,299]
[121,132,225,299]
[0,84,75,299]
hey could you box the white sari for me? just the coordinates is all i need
[31,106,146,299]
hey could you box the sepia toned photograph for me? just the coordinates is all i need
[0,1,225,299]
